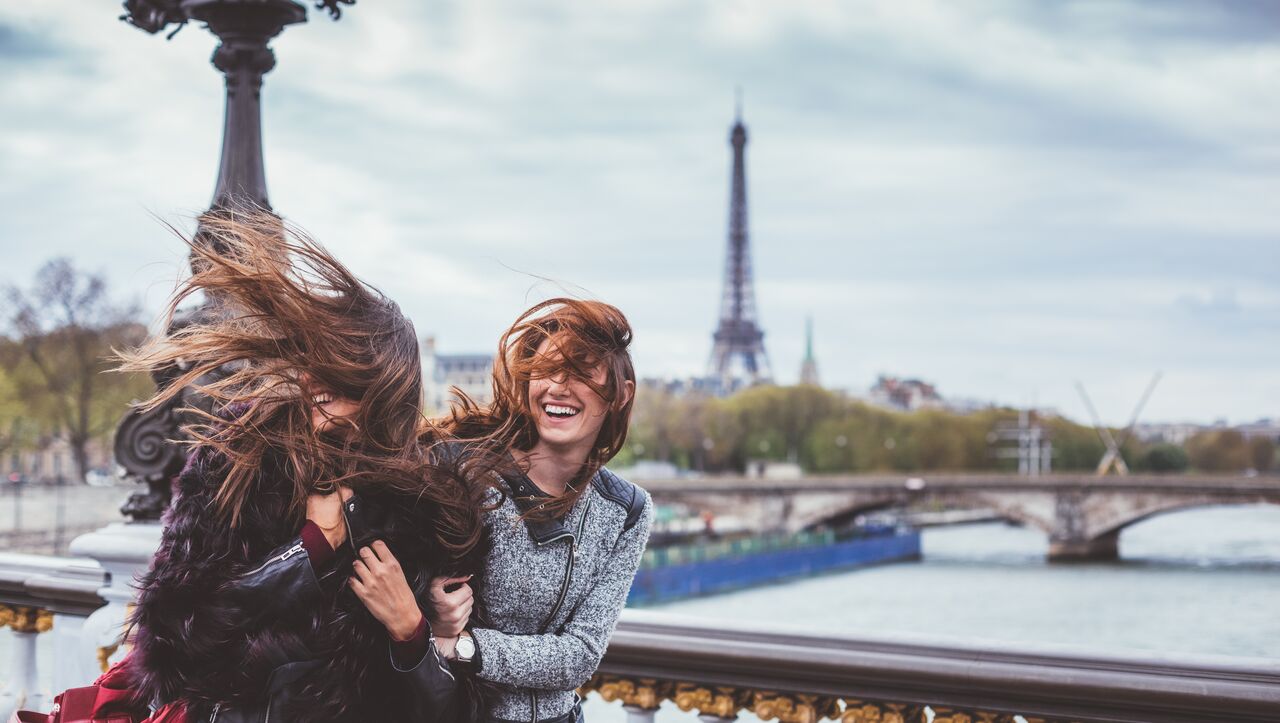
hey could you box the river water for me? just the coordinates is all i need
[653,503,1280,658]
[583,504,1280,722]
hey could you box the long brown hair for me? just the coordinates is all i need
[440,298,635,519]
[120,210,482,552]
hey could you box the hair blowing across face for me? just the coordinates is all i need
[119,210,484,554]
[437,298,635,520]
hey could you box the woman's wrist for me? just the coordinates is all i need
[389,608,426,642]
[435,633,458,659]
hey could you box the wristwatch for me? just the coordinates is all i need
[453,631,476,665]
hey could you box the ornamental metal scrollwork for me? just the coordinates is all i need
[581,674,669,711]
[0,604,54,634]
[839,700,924,723]
[753,692,841,723]
[673,682,748,720]
[580,678,1064,723]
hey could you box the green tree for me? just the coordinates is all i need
[1138,443,1190,473]
[1185,430,1249,472]
[1248,437,1276,473]
[4,259,150,481]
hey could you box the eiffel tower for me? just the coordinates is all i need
[708,97,772,392]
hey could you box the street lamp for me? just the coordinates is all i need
[112,0,355,520]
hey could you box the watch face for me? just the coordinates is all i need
[456,637,476,659]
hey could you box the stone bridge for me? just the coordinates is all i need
[637,474,1280,561]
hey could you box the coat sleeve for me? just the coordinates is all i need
[469,495,653,690]
[388,616,463,723]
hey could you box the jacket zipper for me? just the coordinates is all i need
[531,496,592,723]
[242,542,304,578]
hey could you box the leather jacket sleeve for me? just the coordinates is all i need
[227,536,325,626]
[389,625,462,723]
[344,492,465,723]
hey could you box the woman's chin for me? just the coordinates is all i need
[536,425,587,450]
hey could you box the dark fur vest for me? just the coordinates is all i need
[124,446,489,722]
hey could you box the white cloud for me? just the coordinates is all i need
[2,0,1277,426]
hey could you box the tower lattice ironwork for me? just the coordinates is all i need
[708,101,771,390]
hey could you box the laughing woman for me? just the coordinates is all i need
[432,299,653,723]
[117,211,487,723]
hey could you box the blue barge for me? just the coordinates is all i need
[628,528,922,606]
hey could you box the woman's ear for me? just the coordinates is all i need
[618,379,636,410]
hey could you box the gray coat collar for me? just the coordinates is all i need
[499,468,594,545]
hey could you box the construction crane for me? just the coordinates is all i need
[1075,373,1162,476]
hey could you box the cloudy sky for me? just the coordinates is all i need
[2,1,1277,426]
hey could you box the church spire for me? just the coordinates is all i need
[799,316,820,387]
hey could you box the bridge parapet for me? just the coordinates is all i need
[589,610,1280,723]
[641,474,1280,561]
[2,552,1279,721]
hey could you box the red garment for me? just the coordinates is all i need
[11,657,187,723]
[95,658,189,723]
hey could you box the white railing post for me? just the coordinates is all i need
[622,705,658,723]
[0,606,53,721]
[70,522,163,675]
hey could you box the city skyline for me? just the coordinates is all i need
[2,1,1277,427]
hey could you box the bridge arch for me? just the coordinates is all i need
[1089,499,1280,543]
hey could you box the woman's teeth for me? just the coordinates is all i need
[544,403,579,418]
[312,394,334,405]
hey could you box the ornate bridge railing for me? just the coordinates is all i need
[3,551,1278,722]
[584,611,1280,723]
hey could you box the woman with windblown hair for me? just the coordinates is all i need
[421,299,653,723]
[114,211,488,723]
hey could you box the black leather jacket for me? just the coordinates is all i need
[126,447,482,723]
[197,493,459,723]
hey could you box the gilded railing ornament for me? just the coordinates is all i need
[0,604,54,634]
[673,683,748,720]
[753,692,840,723]
[579,676,1066,723]
[838,699,926,723]
[929,709,1026,723]
[583,674,669,711]
[97,642,121,673]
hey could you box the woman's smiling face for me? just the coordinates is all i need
[302,374,361,435]
[526,338,615,453]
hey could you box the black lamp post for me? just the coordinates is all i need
[113,0,353,520]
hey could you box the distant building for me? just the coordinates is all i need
[421,336,493,415]
[6,434,111,484]
[1236,418,1280,444]
[866,375,943,412]
[798,317,820,387]
[1132,422,1206,446]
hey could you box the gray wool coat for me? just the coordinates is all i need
[469,467,653,723]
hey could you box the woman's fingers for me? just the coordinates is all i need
[430,575,471,595]
[352,558,372,583]
[358,545,378,564]
[371,540,401,570]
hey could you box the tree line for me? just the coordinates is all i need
[620,383,1276,475]
[4,259,1274,482]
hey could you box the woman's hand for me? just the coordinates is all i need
[427,574,474,639]
[306,486,354,549]
[350,540,423,641]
